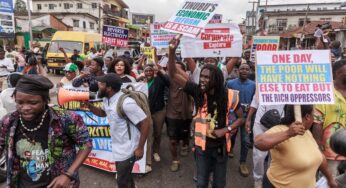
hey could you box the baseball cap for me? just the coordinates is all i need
[95,73,123,90]
[64,63,78,72]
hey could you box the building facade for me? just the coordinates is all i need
[31,0,129,33]
[257,2,346,34]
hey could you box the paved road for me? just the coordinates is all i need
[1,73,255,188]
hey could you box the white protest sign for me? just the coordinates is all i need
[180,23,242,58]
[256,50,334,105]
[161,0,220,38]
[250,36,280,62]
[150,23,176,49]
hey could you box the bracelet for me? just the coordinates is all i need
[63,171,74,180]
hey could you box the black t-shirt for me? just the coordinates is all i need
[15,112,51,188]
[70,54,80,63]
[183,81,227,149]
[148,74,170,113]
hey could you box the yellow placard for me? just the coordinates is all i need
[141,47,155,63]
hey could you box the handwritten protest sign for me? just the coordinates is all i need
[250,36,280,62]
[150,23,176,49]
[58,83,148,173]
[141,47,156,63]
[180,23,242,58]
[102,25,129,47]
[161,0,220,38]
[256,50,334,105]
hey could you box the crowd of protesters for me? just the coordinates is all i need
[0,26,344,188]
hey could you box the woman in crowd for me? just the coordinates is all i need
[108,57,136,83]
[15,47,26,72]
[255,105,337,188]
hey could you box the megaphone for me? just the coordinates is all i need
[57,88,96,106]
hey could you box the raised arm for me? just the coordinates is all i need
[185,58,197,72]
[225,57,240,74]
[168,38,188,87]
[59,48,72,63]
[254,122,305,151]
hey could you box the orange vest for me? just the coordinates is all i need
[194,89,239,152]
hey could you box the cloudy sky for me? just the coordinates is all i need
[123,0,345,23]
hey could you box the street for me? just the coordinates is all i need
[1,73,254,188]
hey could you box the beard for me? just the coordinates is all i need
[97,89,107,98]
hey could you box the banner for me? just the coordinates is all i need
[102,25,128,47]
[208,14,222,23]
[0,0,14,38]
[141,47,155,63]
[150,23,176,49]
[250,36,280,62]
[256,50,334,105]
[161,0,220,38]
[59,83,148,173]
[180,23,242,58]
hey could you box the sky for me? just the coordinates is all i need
[123,0,345,23]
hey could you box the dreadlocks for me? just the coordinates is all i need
[196,64,228,127]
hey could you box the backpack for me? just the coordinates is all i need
[116,84,151,139]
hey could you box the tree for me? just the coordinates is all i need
[14,0,28,14]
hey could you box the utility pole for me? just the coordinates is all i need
[26,0,33,48]
[303,4,310,31]
[262,0,268,31]
[249,1,258,34]
[98,2,102,34]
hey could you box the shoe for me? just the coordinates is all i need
[153,153,161,162]
[254,180,262,188]
[180,146,189,156]
[239,163,250,177]
[170,161,180,172]
[228,151,234,158]
[145,165,152,173]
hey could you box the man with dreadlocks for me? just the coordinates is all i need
[168,38,244,188]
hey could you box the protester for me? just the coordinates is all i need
[246,96,285,188]
[23,53,47,76]
[108,57,136,83]
[0,74,92,187]
[88,73,150,188]
[0,48,15,91]
[88,48,98,60]
[168,38,244,188]
[5,45,17,70]
[227,63,256,177]
[16,47,26,72]
[330,41,343,60]
[72,57,104,92]
[57,63,81,89]
[165,61,194,172]
[312,59,346,177]
[103,56,113,73]
[0,72,22,113]
[71,49,81,63]
[141,64,170,172]
[255,105,337,188]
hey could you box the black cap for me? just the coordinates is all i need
[16,74,54,96]
[95,73,123,90]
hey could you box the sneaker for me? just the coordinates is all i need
[153,153,161,162]
[145,165,152,173]
[180,146,189,156]
[228,151,234,158]
[170,161,180,172]
[239,163,250,177]
[254,180,262,188]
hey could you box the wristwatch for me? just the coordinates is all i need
[227,126,232,132]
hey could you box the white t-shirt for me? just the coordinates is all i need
[102,91,147,162]
[0,58,15,76]
[0,88,15,113]
[5,51,17,65]
[192,63,229,84]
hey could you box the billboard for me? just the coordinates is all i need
[0,0,14,38]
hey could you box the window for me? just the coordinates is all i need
[276,19,287,31]
[37,4,42,10]
[49,4,54,10]
[73,19,79,27]
[320,18,332,21]
[77,3,82,9]
[64,3,69,9]
[298,18,305,27]
[323,7,327,10]
[91,3,97,9]
[83,21,86,29]
[70,4,73,8]
[90,22,95,29]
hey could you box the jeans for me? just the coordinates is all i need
[253,123,269,181]
[195,146,228,188]
[231,122,250,163]
[115,156,136,188]
[152,108,166,153]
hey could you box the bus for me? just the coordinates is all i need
[47,31,102,71]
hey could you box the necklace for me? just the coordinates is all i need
[20,110,48,132]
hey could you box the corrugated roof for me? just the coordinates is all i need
[280,21,344,38]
